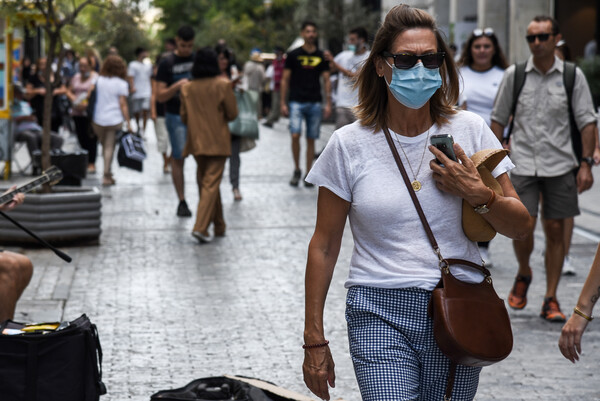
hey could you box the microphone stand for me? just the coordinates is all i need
[0,210,72,263]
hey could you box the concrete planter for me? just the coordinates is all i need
[0,186,102,244]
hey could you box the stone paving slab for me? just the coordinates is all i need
[7,118,600,400]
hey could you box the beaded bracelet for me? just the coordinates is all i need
[574,306,594,322]
[302,340,330,349]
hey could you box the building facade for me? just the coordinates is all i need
[380,0,597,63]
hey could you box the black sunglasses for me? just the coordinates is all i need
[525,33,553,43]
[382,51,445,70]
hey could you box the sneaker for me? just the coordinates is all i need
[289,169,302,187]
[478,246,492,267]
[304,175,314,188]
[177,200,192,217]
[508,274,532,310]
[233,188,243,201]
[540,297,566,322]
[192,231,213,243]
[562,255,576,276]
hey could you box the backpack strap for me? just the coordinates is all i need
[564,61,583,163]
[505,62,527,143]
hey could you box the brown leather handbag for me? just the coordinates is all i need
[383,127,513,400]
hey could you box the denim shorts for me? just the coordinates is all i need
[288,101,322,139]
[165,112,187,159]
[346,286,481,400]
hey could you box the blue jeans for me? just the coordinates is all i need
[288,101,322,139]
[165,112,187,160]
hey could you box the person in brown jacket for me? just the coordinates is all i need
[181,47,238,243]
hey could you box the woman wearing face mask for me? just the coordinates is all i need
[302,5,531,401]
[457,28,508,266]
[67,56,99,173]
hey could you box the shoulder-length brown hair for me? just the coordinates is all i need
[354,4,459,131]
[457,30,508,70]
[99,55,127,79]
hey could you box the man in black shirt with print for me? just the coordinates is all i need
[280,21,331,187]
[156,26,195,217]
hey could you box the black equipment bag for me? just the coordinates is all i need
[117,131,146,172]
[0,314,107,401]
[150,376,309,401]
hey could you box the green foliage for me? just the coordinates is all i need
[152,0,299,64]
[63,0,154,62]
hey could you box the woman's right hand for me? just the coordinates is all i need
[559,313,590,363]
[302,345,336,400]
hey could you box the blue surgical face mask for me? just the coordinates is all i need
[384,60,442,109]
[348,44,357,53]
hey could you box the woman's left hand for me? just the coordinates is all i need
[559,314,589,363]
[429,142,490,206]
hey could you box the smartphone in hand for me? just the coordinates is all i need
[430,134,457,164]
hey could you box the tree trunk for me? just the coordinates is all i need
[40,32,59,192]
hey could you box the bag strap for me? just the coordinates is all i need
[382,126,440,252]
[505,62,527,144]
[444,362,457,401]
[564,61,583,163]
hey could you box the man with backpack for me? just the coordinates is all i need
[490,16,597,322]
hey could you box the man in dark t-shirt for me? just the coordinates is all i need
[156,25,195,217]
[280,21,331,187]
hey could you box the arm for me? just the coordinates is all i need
[559,243,600,363]
[280,69,291,117]
[576,122,596,193]
[490,120,506,145]
[150,79,157,120]
[179,88,188,126]
[303,187,349,401]
[24,82,43,100]
[118,95,132,132]
[593,125,600,165]
[429,143,533,241]
[322,70,332,120]
[156,79,189,103]
[127,75,136,95]
[326,54,355,79]
[66,80,77,103]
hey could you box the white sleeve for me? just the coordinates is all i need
[305,131,353,202]
[476,117,515,177]
[119,79,130,97]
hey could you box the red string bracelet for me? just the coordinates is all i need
[302,340,330,349]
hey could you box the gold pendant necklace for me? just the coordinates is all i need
[393,128,431,192]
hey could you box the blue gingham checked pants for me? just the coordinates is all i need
[346,286,481,400]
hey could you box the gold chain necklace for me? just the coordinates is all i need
[393,128,430,192]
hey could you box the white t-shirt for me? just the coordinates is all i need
[265,64,274,91]
[458,65,505,126]
[127,60,153,99]
[93,76,129,127]
[334,50,369,108]
[305,110,514,291]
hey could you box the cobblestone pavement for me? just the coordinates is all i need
[7,118,600,401]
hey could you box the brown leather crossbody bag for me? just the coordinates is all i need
[383,127,513,400]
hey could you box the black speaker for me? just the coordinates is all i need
[32,150,88,186]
